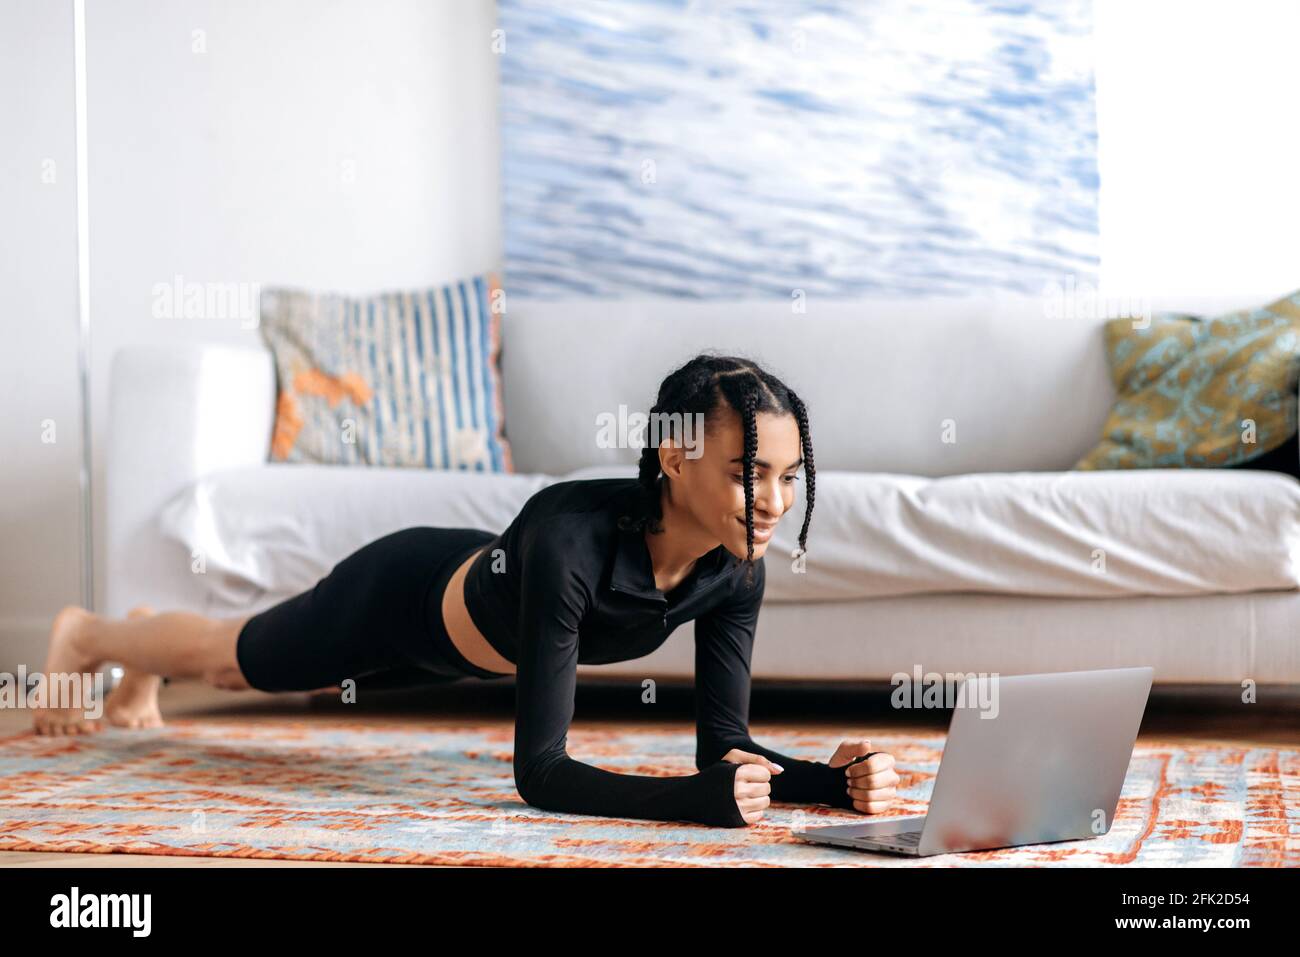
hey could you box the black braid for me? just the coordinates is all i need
[787,389,815,558]
[626,404,666,534]
[617,354,816,589]
[741,389,759,564]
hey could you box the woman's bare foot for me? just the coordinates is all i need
[103,606,165,729]
[32,605,106,736]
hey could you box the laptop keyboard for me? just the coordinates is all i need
[891,829,923,844]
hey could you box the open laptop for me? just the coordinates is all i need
[792,666,1154,857]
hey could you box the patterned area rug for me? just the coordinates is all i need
[1,719,1296,866]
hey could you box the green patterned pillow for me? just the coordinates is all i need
[1074,290,1300,470]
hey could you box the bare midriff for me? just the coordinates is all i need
[442,547,517,675]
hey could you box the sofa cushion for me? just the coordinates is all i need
[499,295,1274,477]
[763,468,1300,602]
[156,464,626,612]
[158,465,1300,613]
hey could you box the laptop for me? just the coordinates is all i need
[791,666,1154,857]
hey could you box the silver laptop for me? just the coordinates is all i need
[792,666,1153,857]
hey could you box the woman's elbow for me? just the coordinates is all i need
[512,756,554,811]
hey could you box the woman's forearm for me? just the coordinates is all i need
[515,751,749,827]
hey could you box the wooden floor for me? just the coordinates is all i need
[2,678,1296,868]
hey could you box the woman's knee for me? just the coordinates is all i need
[204,666,252,691]
[204,616,254,691]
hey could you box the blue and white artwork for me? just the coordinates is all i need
[499,0,1099,299]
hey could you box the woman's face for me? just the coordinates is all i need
[666,404,803,561]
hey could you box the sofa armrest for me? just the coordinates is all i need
[105,342,275,616]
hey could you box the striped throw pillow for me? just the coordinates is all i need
[259,275,513,471]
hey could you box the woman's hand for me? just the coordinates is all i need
[828,739,900,814]
[721,748,784,824]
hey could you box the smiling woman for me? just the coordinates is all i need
[618,356,817,577]
[35,353,900,830]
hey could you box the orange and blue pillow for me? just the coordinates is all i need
[259,275,512,472]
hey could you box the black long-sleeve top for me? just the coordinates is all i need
[461,477,857,827]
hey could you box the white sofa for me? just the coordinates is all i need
[106,294,1300,686]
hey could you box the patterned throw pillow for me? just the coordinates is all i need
[259,275,512,471]
[1074,290,1300,471]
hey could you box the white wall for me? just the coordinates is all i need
[1,0,502,669]
[0,0,82,668]
[1094,0,1300,300]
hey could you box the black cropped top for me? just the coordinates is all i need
[461,476,856,828]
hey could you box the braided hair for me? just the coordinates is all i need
[617,355,816,587]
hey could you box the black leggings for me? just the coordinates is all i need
[234,526,503,693]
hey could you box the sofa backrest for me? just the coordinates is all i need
[499,293,1271,476]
